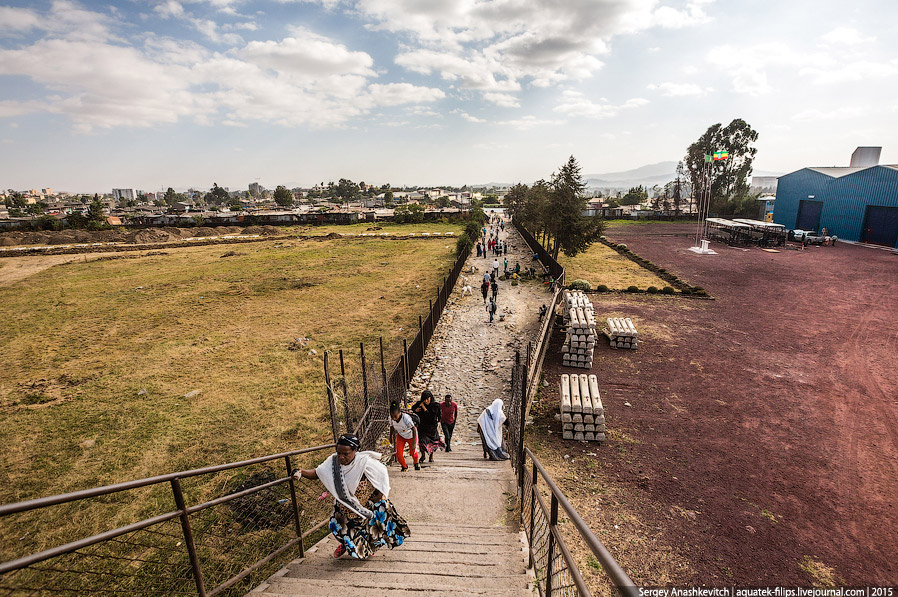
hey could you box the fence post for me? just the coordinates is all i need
[284,455,305,558]
[339,349,351,433]
[546,493,559,597]
[517,351,527,488]
[402,338,409,390]
[428,300,433,341]
[379,337,387,389]
[323,352,339,442]
[360,342,369,406]
[171,479,206,597]
[528,461,537,569]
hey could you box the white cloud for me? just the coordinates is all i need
[0,4,448,131]
[792,106,868,122]
[800,60,898,85]
[820,26,875,46]
[648,82,709,96]
[495,115,565,130]
[553,90,648,119]
[0,6,41,33]
[483,93,520,108]
[460,113,486,123]
[352,0,717,101]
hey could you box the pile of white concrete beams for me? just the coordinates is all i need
[559,373,606,442]
[603,317,639,350]
[562,290,597,368]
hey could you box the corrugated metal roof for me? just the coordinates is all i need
[807,167,867,178]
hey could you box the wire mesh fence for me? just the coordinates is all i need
[324,244,470,452]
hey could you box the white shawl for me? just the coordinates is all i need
[478,399,506,450]
[315,451,390,518]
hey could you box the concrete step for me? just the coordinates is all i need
[256,579,531,596]
[259,572,531,593]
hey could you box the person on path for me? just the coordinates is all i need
[491,279,498,301]
[439,394,458,452]
[412,390,444,462]
[503,257,508,274]
[487,297,497,323]
[503,243,507,256]
[390,402,420,471]
[477,399,510,461]
[480,279,489,303]
[476,242,482,257]
[483,271,491,285]
[293,434,410,559]
[492,259,499,278]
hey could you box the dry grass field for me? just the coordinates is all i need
[558,241,668,290]
[0,234,459,509]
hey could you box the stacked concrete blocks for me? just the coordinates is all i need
[562,290,597,368]
[603,317,639,350]
[560,373,606,442]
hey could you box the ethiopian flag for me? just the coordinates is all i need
[713,150,730,160]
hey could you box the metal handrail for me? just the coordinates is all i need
[525,448,638,597]
[0,443,335,516]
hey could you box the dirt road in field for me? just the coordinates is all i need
[0,253,126,287]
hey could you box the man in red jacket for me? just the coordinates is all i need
[439,394,458,452]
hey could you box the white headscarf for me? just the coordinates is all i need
[315,451,390,519]
[477,399,506,451]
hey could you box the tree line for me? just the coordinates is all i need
[502,156,604,259]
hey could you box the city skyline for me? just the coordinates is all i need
[1,0,896,193]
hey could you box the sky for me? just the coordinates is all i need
[0,0,896,193]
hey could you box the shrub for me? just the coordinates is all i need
[647,286,658,294]
[617,243,628,250]
[661,286,675,294]
[626,285,639,293]
[680,287,692,295]
[595,284,609,292]
[569,279,592,291]
[658,268,667,274]
[511,280,518,286]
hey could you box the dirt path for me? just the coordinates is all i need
[254,215,550,595]
[0,253,139,287]
[404,215,550,449]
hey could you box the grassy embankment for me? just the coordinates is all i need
[0,234,458,540]
[558,242,668,290]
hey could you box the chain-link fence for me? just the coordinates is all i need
[0,445,335,597]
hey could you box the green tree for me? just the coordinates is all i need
[335,178,359,203]
[620,185,648,206]
[204,183,229,205]
[545,155,603,259]
[383,191,393,206]
[273,185,294,207]
[87,197,107,227]
[4,191,26,208]
[436,196,450,208]
[685,118,758,215]
[503,183,528,221]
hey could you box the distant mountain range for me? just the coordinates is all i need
[477,162,784,190]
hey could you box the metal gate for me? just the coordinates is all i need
[861,205,898,247]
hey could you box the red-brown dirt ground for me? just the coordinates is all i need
[541,223,898,585]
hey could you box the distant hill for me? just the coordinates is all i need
[584,161,678,189]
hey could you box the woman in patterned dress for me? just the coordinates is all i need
[293,434,410,559]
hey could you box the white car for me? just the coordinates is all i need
[791,229,809,241]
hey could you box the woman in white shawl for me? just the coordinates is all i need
[293,434,410,559]
[477,399,511,461]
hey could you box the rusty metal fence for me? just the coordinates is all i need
[0,445,335,596]
[324,244,470,451]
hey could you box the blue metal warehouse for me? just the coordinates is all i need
[773,164,898,248]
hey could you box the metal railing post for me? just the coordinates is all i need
[284,456,305,559]
[517,350,527,488]
[323,351,339,442]
[360,342,369,406]
[546,493,559,597]
[339,349,351,433]
[379,337,387,389]
[528,461,537,570]
[171,478,206,597]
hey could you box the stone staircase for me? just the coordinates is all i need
[250,443,534,596]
